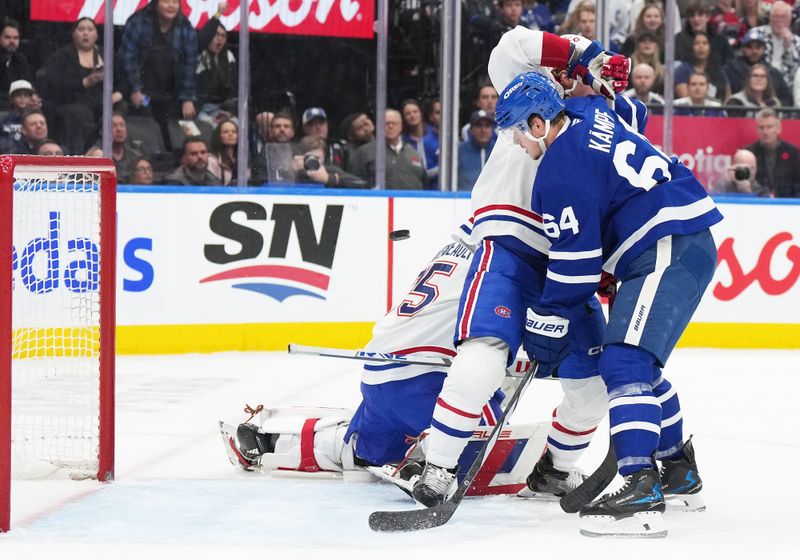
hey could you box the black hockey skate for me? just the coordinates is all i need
[518,450,587,500]
[660,437,705,512]
[219,421,276,471]
[411,462,457,507]
[579,468,667,538]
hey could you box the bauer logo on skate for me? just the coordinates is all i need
[199,202,344,302]
[30,0,374,39]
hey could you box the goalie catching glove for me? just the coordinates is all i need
[564,36,630,99]
[524,308,571,378]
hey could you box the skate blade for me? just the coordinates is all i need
[516,486,561,501]
[365,465,418,500]
[666,492,706,512]
[218,421,256,471]
[580,511,668,538]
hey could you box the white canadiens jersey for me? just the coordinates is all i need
[469,27,553,255]
[361,239,474,385]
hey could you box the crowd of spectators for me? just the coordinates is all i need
[0,0,798,196]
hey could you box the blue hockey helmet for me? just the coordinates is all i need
[495,72,565,134]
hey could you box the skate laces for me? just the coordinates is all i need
[564,469,585,490]
[419,463,456,496]
[243,403,264,423]
[391,432,428,478]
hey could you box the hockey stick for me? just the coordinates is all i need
[368,362,539,532]
[558,280,619,513]
[559,444,617,513]
[288,344,533,379]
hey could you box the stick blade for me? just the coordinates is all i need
[368,502,456,532]
[559,444,617,514]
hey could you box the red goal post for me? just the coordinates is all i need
[0,155,116,532]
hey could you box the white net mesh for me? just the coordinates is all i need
[11,171,103,479]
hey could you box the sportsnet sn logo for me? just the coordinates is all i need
[200,202,343,302]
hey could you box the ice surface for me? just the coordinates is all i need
[1,349,799,559]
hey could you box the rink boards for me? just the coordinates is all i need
[96,187,800,352]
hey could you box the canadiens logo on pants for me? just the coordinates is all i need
[494,306,511,318]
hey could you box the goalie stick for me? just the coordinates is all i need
[368,361,539,532]
[288,344,533,378]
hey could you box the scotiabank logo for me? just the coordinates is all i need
[11,211,99,293]
[201,202,343,302]
[713,233,800,301]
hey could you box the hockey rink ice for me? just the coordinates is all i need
[1,348,798,559]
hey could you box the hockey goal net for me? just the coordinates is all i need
[0,155,116,532]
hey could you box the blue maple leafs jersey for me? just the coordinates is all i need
[533,96,723,319]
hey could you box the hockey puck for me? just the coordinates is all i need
[389,229,411,241]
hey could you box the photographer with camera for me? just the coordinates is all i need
[293,136,367,188]
[715,149,769,196]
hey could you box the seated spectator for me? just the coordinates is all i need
[563,0,630,51]
[559,1,596,40]
[737,0,768,36]
[622,63,666,106]
[724,63,780,117]
[629,32,665,94]
[628,0,681,38]
[462,82,499,140]
[0,18,32,111]
[714,149,769,195]
[674,71,728,116]
[0,108,48,154]
[521,1,556,33]
[457,110,496,191]
[128,156,155,185]
[301,107,347,169]
[724,29,793,106]
[207,118,239,186]
[292,136,367,188]
[744,108,800,198]
[621,2,667,58]
[163,137,218,186]
[348,108,427,189]
[401,99,439,188]
[196,2,238,126]
[674,31,731,102]
[340,112,375,150]
[269,113,295,144]
[252,112,296,184]
[119,0,198,148]
[676,2,733,66]
[0,79,34,145]
[35,139,64,156]
[106,114,143,182]
[710,0,745,46]
[747,2,800,90]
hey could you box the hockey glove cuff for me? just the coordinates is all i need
[524,309,571,378]
[566,39,619,100]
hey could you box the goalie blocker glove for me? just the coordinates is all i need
[523,309,571,377]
